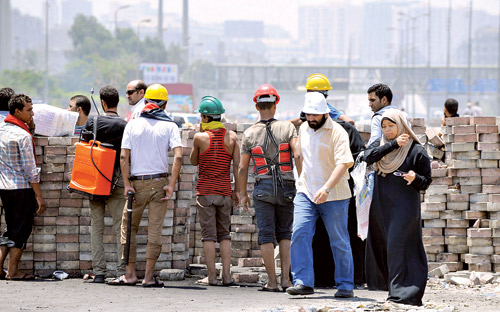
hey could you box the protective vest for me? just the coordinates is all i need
[250,120,293,196]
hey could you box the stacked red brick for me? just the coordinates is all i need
[187,123,261,267]
[426,116,500,273]
[0,136,191,277]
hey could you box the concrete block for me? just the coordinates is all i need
[159,269,185,281]
[469,246,494,255]
[237,258,263,267]
[481,151,500,160]
[445,117,470,126]
[450,143,476,153]
[428,264,450,278]
[453,133,478,143]
[467,228,492,238]
[479,133,500,143]
[467,237,492,247]
[450,159,477,169]
[451,125,476,134]
[476,125,499,133]
[232,272,259,283]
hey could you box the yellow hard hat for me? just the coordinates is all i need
[306,74,332,91]
[144,84,169,101]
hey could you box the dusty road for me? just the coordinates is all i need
[0,277,499,312]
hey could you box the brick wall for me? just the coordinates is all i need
[1,117,499,275]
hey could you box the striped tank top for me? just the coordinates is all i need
[196,128,233,196]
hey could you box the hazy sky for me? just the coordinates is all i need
[11,0,498,39]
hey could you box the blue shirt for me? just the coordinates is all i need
[327,103,342,120]
[368,105,398,146]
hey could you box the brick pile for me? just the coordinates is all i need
[3,115,499,276]
[0,136,191,277]
[186,123,261,267]
[423,116,500,273]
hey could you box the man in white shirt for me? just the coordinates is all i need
[367,83,397,146]
[287,92,354,298]
[126,80,147,119]
[109,84,182,287]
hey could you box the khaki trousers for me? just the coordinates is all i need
[90,186,126,276]
[120,177,168,263]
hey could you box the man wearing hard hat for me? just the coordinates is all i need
[238,84,300,292]
[109,84,182,287]
[190,96,240,286]
[287,92,355,298]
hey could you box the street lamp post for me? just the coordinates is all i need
[114,5,130,33]
[137,18,151,39]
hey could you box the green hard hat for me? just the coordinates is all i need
[195,96,225,115]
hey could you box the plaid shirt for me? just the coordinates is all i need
[0,122,39,189]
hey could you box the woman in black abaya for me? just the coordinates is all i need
[362,109,431,306]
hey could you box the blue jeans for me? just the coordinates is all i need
[291,192,354,290]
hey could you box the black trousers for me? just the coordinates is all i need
[0,188,37,249]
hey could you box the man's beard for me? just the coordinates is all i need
[307,115,327,130]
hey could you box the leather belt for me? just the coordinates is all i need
[129,173,167,181]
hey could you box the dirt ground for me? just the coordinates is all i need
[0,276,498,312]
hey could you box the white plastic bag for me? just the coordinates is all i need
[351,152,374,240]
[32,104,78,137]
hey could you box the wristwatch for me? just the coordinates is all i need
[324,187,331,193]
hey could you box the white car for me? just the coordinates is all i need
[169,113,200,128]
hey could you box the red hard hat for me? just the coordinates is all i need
[253,84,280,104]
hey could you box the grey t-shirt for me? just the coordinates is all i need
[241,120,297,181]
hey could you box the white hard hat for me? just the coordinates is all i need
[302,92,329,114]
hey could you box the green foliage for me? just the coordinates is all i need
[183,60,216,89]
[61,14,171,93]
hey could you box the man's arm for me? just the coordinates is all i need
[289,117,303,127]
[339,114,355,125]
[120,148,134,197]
[231,132,241,208]
[190,134,200,166]
[30,182,46,214]
[367,115,382,146]
[238,153,251,212]
[289,137,302,176]
[163,146,182,199]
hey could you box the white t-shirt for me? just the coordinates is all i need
[131,98,146,119]
[121,117,182,176]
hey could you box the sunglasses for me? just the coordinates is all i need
[126,89,139,96]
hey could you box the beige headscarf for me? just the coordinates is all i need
[374,109,421,176]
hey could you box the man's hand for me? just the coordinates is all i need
[396,133,410,147]
[124,185,136,200]
[240,194,251,213]
[162,185,174,201]
[231,190,241,210]
[403,170,416,185]
[35,195,46,215]
[313,188,329,205]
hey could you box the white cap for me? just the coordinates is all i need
[256,95,277,103]
[302,92,329,114]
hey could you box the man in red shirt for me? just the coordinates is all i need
[190,96,240,286]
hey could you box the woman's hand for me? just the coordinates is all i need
[396,133,410,147]
[403,170,416,185]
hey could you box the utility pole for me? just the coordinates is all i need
[182,0,189,66]
[446,0,452,99]
[44,0,49,103]
[497,2,500,115]
[467,0,473,103]
[158,0,163,42]
[426,0,431,120]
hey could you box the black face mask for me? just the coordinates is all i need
[307,114,327,130]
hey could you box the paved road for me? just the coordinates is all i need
[0,277,498,311]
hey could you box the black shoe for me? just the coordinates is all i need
[94,275,105,283]
[334,289,354,298]
[286,284,314,296]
